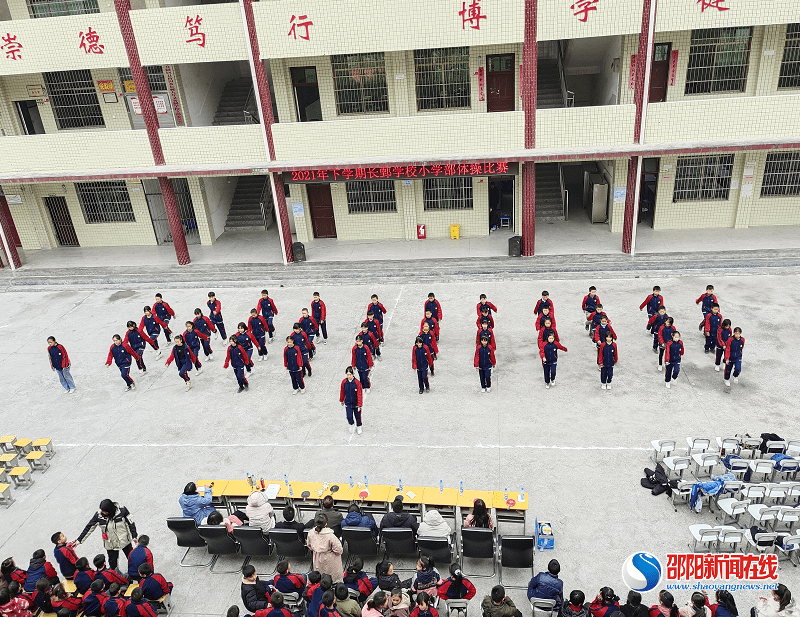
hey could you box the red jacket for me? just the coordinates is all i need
[534,299,554,317]
[367,319,384,339]
[106,341,140,365]
[184,328,208,343]
[474,346,496,368]
[47,344,71,369]
[339,378,363,406]
[124,328,155,348]
[664,341,684,364]
[165,344,196,366]
[139,314,168,332]
[476,328,496,350]
[593,323,617,343]
[412,345,433,369]
[419,330,439,354]
[283,346,304,369]
[420,317,440,338]
[597,341,618,366]
[196,315,217,333]
[312,299,327,322]
[258,297,278,317]
[535,313,556,331]
[476,314,495,329]
[476,301,498,316]
[360,331,380,349]
[538,326,560,348]
[351,345,374,368]
[248,315,269,336]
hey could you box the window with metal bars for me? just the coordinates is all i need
[761,152,800,197]
[423,177,473,210]
[685,27,753,94]
[673,155,734,202]
[346,180,397,214]
[76,181,135,223]
[414,47,471,110]
[26,0,98,18]
[43,70,105,129]
[331,53,389,114]
[779,24,800,89]
[118,66,167,92]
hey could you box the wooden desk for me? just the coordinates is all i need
[384,485,425,514]
[222,479,260,512]
[456,490,493,509]
[491,490,528,530]
[196,480,229,510]
[352,484,393,515]
[422,487,459,507]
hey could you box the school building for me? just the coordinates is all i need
[0,0,797,266]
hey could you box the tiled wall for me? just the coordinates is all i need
[655,0,799,33]
[608,158,629,233]
[159,124,266,166]
[536,105,636,149]
[328,182,406,241]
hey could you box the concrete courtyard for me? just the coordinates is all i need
[1,268,799,617]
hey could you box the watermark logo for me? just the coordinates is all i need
[622,552,663,592]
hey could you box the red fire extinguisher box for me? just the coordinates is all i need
[417,224,426,239]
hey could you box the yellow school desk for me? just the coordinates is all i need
[491,490,529,527]
[196,480,229,510]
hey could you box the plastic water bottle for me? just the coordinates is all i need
[504,487,508,500]
[289,483,294,497]
[459,481,464,495]
[439,479,443,493]
[284,474,288,486]
[349,475,354,489]
[399,478,403,492]
[520,487,526,502]
[364,475,369,489]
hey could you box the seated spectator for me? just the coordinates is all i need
[275,506,306,541]
[241,565,272,612]
[650,591,679,617]
[0,586,33,617]
[528,559,563,611]
[376,561,407,592]
[1,559,27,587]
[411,593,439,617]
[590,589,620,617]
[464,500,494,530]
[138,564,172,601]
[679,594,708,617]
[125,587,156,617]
[274,561,306,595]
[266,592,294,617]
[320,590,342,617]
[712,591,737,617]
[362,592,389,617]
[305,571,322,606]
[752,586,798,617]
[93,554,128,590]
[104,583,129,617]
[390,587,412,617]
[621,592,650,617]
[30,578,54,613]
[482,586,522,617]
[23,550,59,593]
[410,557,441,601]
[50,583,82,617]
[307,573,330,617]
[380,499,419,534]
[438,564,476,603]
[343,504,378,536]
[73,558,96,595]
[335,583,362,617]
[563,591,590,617]
[127,536,153,582]
[417,511,452,540]
[51,533,79,580]
[179,483,216,525]
[343,558,377,604]
[246,492,276,532]
[306,497,344,530]
[83,580,110,617]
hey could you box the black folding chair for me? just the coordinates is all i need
[166,517,214,567]
[381,528,417,571]
[269,528,310,561]
[342,527,379,568]
[417,535,455,565]
[198,524,241,573]
[497,535,534,588]
[460,528,496,578]
[234,526,276,574]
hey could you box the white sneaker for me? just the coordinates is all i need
[356,427,362,435]
[546,383,550,389]
[551,380,556,386]
[601,384,606,390]
[69,388,76,393]
[208,354,213,360]
[486,387,491,393]
[167,340,173,346]
[292,389,299,395]
[214,332,218,339]
[606,384,611,391]
[130,383,136,390]
[364,388,370,394]
[724,380,731,387]
[734,377,739,384]
[185,381,192,391]
[323,340,327,345]
[61,389,70,394]
[196,367,203,375]
[481,388,486,393]
[657,365,663,371]
[155,350,162,359]
[715,365,720,372]
[300,388,306,394]
[269,337,275,344]
[665,382,671,389]
[349,425,355,434]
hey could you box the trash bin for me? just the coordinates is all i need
[508,235,522,257]
[292,241,306,262]
[450,224,460,240]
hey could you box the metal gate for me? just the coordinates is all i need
[142,178,200,245]
[44,196,80,246]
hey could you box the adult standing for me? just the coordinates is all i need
[179,483,216,525]
[307,513,343,582]
[74,499,137,571]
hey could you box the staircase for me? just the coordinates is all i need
[212,77,259,126]
[537,59,564,110]
[224,176,272,232]
[535,163,564,221]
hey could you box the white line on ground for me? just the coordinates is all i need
[57,443,649,451]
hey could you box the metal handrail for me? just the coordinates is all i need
[242,85,259,124]
[566,90,575,107]
[557,40,569,108]
[558,163,567,220]
[564,189,569,221]
[257,178,272,230]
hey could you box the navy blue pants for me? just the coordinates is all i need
[724,360,742,380]
[715,347,725,366]
[658,346,665,367]
[374,345,381,357]
[132,345,147,371]
[301,351,311,375]
[665,363,680,382]
[233,366,248,387]
[266,317,274,338]
[188,345,202,370]
[319,320,328,339]
[213,321,227,340]
[346,405,362,426]
[478,368,492,389]
[200,337,212,357]
[417,369,429,391]
[245,347,253,371]
[705,335,717,352]
[652,333,660,350]
[601,366,614,384]
[118,364,133,386]
[176,360,192,382]
[543,363,557,384]
[290,370,304,390]
[357,368,370,388]
[162,321,172,342]
[255,334,267,357]
[147,333,160,351]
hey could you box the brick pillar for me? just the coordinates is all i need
[521,0,538,256]
[114,0,190,265]
[242,0,293,263]
[622,0,654,254]
[0,196,21,269]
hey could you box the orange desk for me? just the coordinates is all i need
[491,490,529,528]
[196,480,229,509]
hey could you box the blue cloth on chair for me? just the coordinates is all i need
[772,454,795,470]
[722,454,752,482]
[689,473,736,511]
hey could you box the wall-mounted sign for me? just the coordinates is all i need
[26,85,44,97]
[5,194,22,204]
[284,162,517,184]
[97,80,114,92]
[291,202,304,217]
[130,95,169,115]
[124,80,136,93]
[668,50,679,86]
[103,92,118,103]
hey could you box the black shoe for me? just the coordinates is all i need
[425,386,430,392]
[419,389,424,394]
[237,386,245,393]
[699,323,704,331]
[142,369,147,373]
[705,349,710,354]
[307,369,312,377]
[244,383,249,389]
[653,347,658,353]
[430,369,435,377]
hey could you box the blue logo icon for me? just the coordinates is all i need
[621,552,662,592]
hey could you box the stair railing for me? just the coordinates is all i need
[257,178,273,231]
[243,85,259,124]
[558,163,568,221]
[557,40,569,108]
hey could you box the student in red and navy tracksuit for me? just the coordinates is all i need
[534,291,554,317]
[248,310,269,361]
[300,309,320,352]
[84,580,110,617]
[476,320,496,350]
[152,294,175,341]
[319,594,343,617]
[664,331,684,388]
[182,322,205,372]
[582,286,600,331]
[703,304,723,353]
[647,306,669,350]
[127,536,153,582]
[125,588,157,617]
[724,327,745,387]
[715,319,732,372]
[639,286,664,321]
[47,337,76,393]
[420,311,440,341]
[366,312,384,348]
[598,333,618,390]
[106,334,139,391]
[291,324,314,376]
[104,585,129,617]
[696,285,718,331]
[425,293,442,322]
[261,593,294,617]
[94,555,128,590]
[540,333,567,389]
[138,563,173,602]
[340,367,364,434]
[537,317,560,349]
[359,323,381,360]
[437,565,476,604]
[477,294,498,317]
[474,336,496,393]
[535,307,556,331]
[207,292,227,340]
[592,316,616,348]
[273,562,305,595]
[367,295,387,335]
[657,317,676,371]
[419,322,439,362]
[125,321,158,371]
[257,290,279,342]
[412,336,433,394]
[311,292,328,343]
[73,558,95,594]
[141,307,170,349]
[343,560,377,603]
[51,533,78,579]
[52,582,84,616]
[284,337,305,394]
[587,304,610,333]
[477,309,495,330]
[352,336,373,392]
[192,308,216,359]
[237,322,260,374]
[165,335,195,390]
[224,336,252,393]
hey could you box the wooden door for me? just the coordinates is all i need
[291,67,322,122]
[649,43,671,103]
[44,196,80,246]
[306,184,337,239]
[487,54,515,112]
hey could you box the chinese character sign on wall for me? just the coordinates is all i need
[571,0,598,21]
[288,14,313,40]
[1,33,22,60]
[185,15,206,47]
[286,162,511,183]
[459,0,487,30]
[697,0,728,11]
[79,27,104,54]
